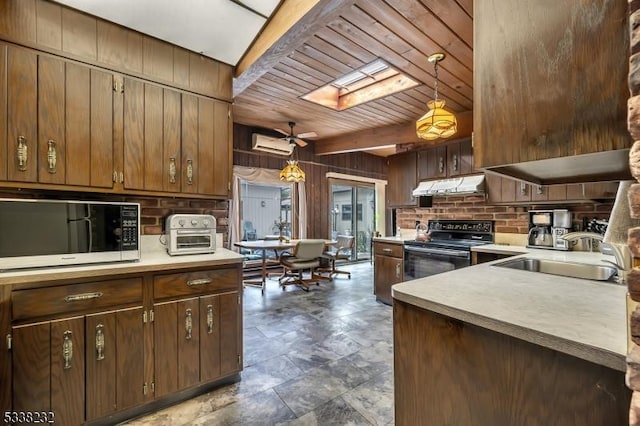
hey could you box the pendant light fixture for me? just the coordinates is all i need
[416,53,457,141]
[279,146,305,182]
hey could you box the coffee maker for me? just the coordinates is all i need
[527,209,572,250]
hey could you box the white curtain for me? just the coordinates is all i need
[228,166,307,250]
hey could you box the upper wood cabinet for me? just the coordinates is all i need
[474,0,631,182]
[486,174,619,205]
[1,45,114,188]
[417,138,473,180]
[387,151,417,207]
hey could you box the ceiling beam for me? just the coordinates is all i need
[233,0,356,97]
[314,110,473,155]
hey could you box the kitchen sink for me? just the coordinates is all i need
[493,257,618,282]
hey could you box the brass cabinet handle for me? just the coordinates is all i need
[95,324,105,361]
[206,304,214,334]
[536,185,543,195]
[63,331,73,369]
[64,292,103,302]
[17,136,28,171]
[382,248,392,253]
[169,157,177,184]
[186,159,194,185]
[187,278,211,287]
[452,154,458,172]
[438,157,444,174]
[113,171,118,183]
[47,139,57,173]
[185,309,193,340]
[520,181,527,195]
[119,172,124,183]
[395,263,401,279]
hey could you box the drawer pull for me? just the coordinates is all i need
[382,248,393,253]
[187,278,211,287]
[185,309,193,340]
[64,292,103,302]
[95,324,105,361]
[207,304,214,334]
[63,330,73,369]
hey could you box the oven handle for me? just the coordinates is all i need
[404,246,469,258]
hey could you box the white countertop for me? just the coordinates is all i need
[392,248,628,371]
[0,235,244,286]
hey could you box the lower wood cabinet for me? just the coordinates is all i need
[7,263,242,425]
[373,241,404,305]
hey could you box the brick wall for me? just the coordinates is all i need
[396,194,613,234]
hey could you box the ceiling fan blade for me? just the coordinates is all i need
[294,138,308,147]
[296,131,318,139]
[274,128,289,136]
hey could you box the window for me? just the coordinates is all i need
[341,205,352,221]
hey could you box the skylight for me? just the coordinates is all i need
[302,60,419,111]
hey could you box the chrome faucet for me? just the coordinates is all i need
[560,231,631,284]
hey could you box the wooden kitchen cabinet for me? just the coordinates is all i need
[5,44,37,183]
[1,43,114,189]
[387,151,417,207]
[153,268,242,397]
[374,241,404,305]
[417,138,473,181]
[11,277,145,424]
[474,0,631,182]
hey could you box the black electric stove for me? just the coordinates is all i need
[403,220,494,281]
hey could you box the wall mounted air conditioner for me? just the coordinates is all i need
[251,133,294,156]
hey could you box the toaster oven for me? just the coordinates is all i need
[165,214,216,255]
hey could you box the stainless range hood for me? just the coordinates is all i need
[412,174,485,197]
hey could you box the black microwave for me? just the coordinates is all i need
[0,199,140,271]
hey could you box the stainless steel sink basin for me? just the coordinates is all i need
[493,257,617,282]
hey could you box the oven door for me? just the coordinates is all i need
[403,245,470,281]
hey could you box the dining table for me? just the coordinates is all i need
[234,239,336,294]
[234,239,297,294]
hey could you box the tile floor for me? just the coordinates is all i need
[124,262,395,425]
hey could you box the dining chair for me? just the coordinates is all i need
[279,239,327,291]
[321,235,355,279]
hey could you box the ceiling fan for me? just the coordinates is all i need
[274,122,317,148]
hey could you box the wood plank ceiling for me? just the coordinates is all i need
[233,0,473,156]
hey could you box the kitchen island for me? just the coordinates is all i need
[0,237,244,425]
[392,249,631,425]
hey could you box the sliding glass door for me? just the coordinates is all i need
[329,179,375,262]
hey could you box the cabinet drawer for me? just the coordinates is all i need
[374,242,404,258]
[154,268,240,299]
[12,278,143,322]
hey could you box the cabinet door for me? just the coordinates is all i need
[143,83,164,191]
[13,317,85,426]
[89,68,114,188]
[6,45,37,182]
[212,100,230,197]
[426,145,447,179]
[388,151,417,207]
[50,317,85,426]
[37,55,65,184]
[374,255,403,305]
[163,89,181,192]
[199,294,221,382]
[116,307,145,410]
[123,78,144,190]
[12,322,50,413]
[197,97,215,195]
[181,93,198,194]
[153,301,178,398]
[219,292,240,376]
[86,312,117,421]
[178,298,200,389]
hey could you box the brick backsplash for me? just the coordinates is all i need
[397,195,613,234]
[0,190,229,236]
